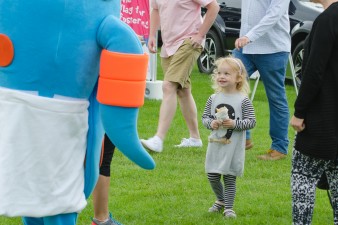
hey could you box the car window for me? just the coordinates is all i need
[218,0,241,30]
[217,0,240,7]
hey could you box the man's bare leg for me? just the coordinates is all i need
[92,175,110,221]
[155,81,179,140]
[177,87,200,139]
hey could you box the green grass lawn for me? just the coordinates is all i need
[0,57,333,225]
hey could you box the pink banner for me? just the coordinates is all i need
[121,0,149,40]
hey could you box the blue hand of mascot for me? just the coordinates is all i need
[0,1,155,225]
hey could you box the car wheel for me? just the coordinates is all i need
[197,30,222,74]
[292,40,305,88]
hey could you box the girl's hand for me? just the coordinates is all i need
[222,119,235,129]
[211,120,221,130]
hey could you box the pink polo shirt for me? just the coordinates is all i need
[152,0,213,58]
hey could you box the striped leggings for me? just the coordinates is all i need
[207,173,236,209]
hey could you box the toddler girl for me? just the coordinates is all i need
[201,56,256,218]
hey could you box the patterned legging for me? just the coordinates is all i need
[291,149,338,225]
[207,173,236,209]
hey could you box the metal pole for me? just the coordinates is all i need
[289,53,298,95]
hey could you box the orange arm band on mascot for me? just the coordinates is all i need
[97,51,148,107]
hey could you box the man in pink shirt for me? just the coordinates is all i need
[141,0,219,152]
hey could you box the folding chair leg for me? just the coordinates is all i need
[250,72,260,102]
[289,53,299,95]
[249,54,297,102]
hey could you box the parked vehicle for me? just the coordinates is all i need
[198,0,323,84]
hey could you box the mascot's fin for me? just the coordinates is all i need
[100,105,155,170]
[97,50,155,170]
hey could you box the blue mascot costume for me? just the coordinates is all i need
[0,1,155,224]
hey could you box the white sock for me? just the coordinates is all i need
[93,217,109,224]
[153,135,163,143]
[190,137,200,142]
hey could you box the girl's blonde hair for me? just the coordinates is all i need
[211,55,250,95]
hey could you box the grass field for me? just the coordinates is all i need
[0,56,333,225]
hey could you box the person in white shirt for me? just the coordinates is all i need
[233,0,291,160]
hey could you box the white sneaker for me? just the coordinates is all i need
[174,138,203,148]
[141,136,163,152]
[224,209,237,218]
[208,201,224,213]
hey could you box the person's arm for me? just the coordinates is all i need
[234,97,256,131]
[202,95,218,130]
[294,14,335,119]
[245,0,289,42]
[191,0,219,47]
[290,116,305,132]
[148,8,160,53]
[96,15,155,171]
[235,0,289,49]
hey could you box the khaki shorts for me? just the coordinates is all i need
[161,38,203,89]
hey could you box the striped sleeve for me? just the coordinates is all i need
[234,96,256,131]
[201,95,216,130]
